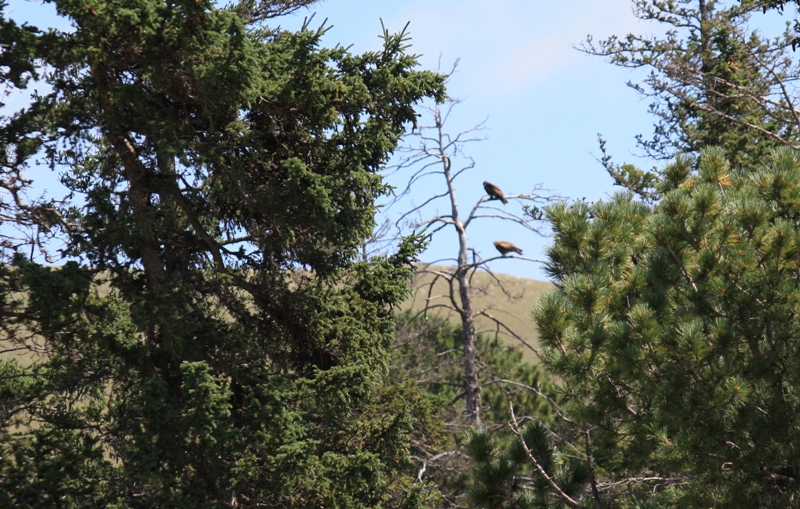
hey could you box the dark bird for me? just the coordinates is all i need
[483,181,508,204]
[494,240,522,256]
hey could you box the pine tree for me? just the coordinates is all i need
[0,1,444,507]
[583,0,800,197]
[480,147,800,507]
[464,2,800,505]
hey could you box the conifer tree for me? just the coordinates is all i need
[470,147,800,507]
[583,0,800,196]
[464,3,800,506]
[0,1,444,507]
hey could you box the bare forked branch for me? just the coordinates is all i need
[0,154,81,264]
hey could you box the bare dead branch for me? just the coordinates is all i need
[508,402,584,509]
[492,378,574,425]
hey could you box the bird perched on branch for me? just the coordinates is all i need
[483,181,507,204]
[494,240,522,256]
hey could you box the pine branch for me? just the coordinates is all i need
[508,402,584,509]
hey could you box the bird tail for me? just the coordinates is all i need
[501,196,508,205]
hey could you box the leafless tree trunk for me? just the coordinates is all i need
[441,140,482,424]
[389,98,557,425]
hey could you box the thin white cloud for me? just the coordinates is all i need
[387,0,643,97]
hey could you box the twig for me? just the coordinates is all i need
[508,402,584,509]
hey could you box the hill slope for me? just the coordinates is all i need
[401,266,554,363]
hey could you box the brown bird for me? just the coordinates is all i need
[483,181,508,204]
[494,240,523,256]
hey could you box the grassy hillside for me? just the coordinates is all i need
[401,265,554,363]
[2,266,554,365]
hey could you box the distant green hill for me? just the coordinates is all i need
[400,266,554,363]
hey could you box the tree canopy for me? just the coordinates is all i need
[0,1,445,507]
[583,0,800,199]
[468,148,800,508]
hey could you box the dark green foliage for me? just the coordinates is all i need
[0,1,445,507]
[533,147,800,506]
[584,1,800,198]
[465,422,590,509]
[391,312,564,508]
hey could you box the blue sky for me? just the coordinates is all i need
[3,0,702,279]
[283,0,656,280]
